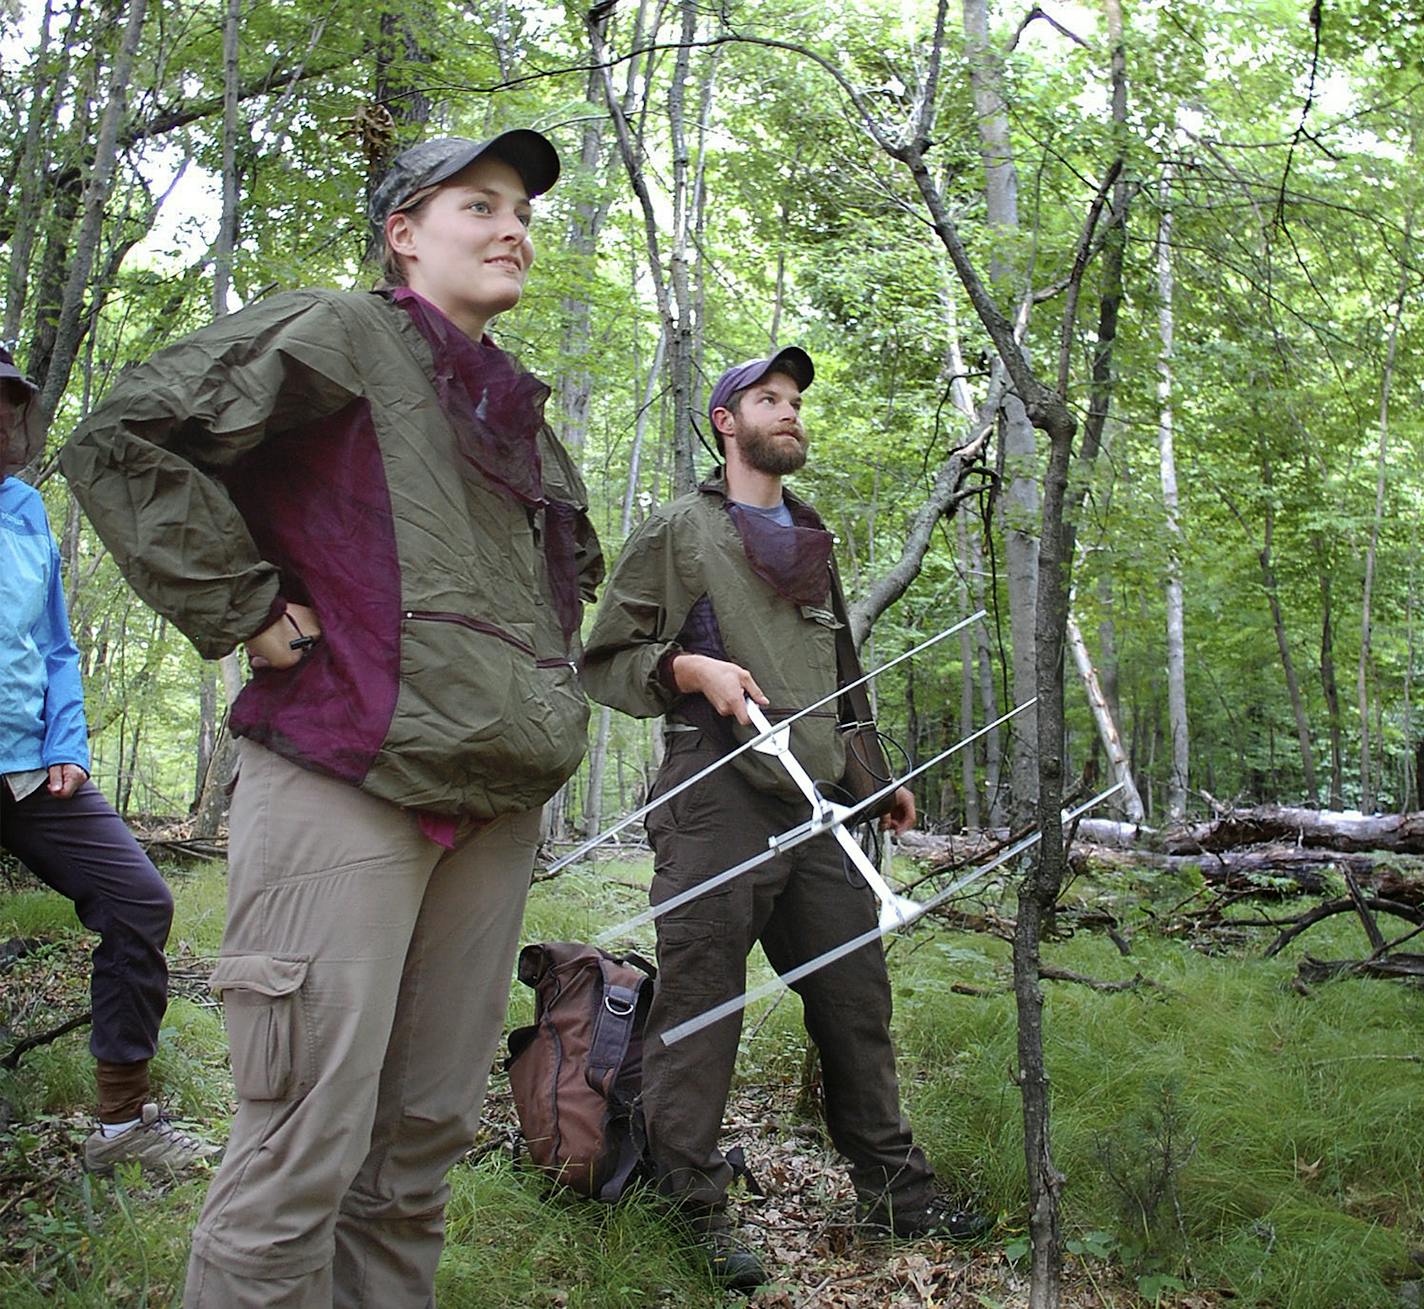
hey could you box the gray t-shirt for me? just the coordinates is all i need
[729,497,793,528]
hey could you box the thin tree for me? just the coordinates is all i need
[34,0,151,427]
[1155,174,1189,819]
[193,0,245,837]
[1358,194,1414,811]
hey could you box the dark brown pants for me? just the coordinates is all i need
[641,734,935,1214]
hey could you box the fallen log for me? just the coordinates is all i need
[1066,842,1405,897]
[1167,806,1424,856]
[904,830,1424,903]
[1295,952,1424,986]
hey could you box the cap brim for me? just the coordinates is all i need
[766,346,814,392]
[423,129,561,199]
[0,363,37,395]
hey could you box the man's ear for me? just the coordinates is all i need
[711,405,735,441]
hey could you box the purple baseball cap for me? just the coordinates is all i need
[707,346,814,424]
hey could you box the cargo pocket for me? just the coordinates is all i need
[209,954,312,1101]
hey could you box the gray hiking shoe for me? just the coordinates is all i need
[83,1103,221,1176]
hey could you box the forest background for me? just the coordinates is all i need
[2,1,1423,1307]
[4,0,1422,833]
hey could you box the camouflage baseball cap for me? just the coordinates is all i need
[0,345,44,475]
[369,130,561,232]
[0,345,37,395]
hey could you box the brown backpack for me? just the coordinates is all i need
[505,942,655,1202]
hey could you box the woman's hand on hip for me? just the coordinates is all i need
[246,602,322,671]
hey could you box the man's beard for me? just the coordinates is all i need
[737,424,807,476]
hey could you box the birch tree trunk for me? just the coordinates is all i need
[963,0,1039,825]
[1066,609,1144,820]
[1358,199,1413,811]
[589,6,697,494]
[1155,177,1189,819]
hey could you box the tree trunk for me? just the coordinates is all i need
[1358,199,1413,811]
[582,705,614,839]
[556,43,614,461]
[371,3,433,187]
[1065,610,1144,820]
[1259,464,1317,802]
[193,0,242,836]
[1154,177,1189,819]
[3,0,80,344]
[665,0,700,494]
[1319,562,1345,808]
[35,0,150,426]
[589,7,696,495]
[1166,805,1424,856]
[621,325,667,535]
[957,515,981,830]
[962,0,1039,826]
[1406,563,1419,812]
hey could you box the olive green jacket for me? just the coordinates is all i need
[581,472,846,801]
[62,289,602,818]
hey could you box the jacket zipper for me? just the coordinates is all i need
[403,610,575,671]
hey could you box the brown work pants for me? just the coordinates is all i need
[641,734,936,1215]
[184,741,540,1309]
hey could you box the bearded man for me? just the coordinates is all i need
[581,349,988,1290]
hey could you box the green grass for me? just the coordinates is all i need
[0,854,1420,1306]
[440,1164,722,1307]
[0,888,88,938]
[889,906,1421,1308]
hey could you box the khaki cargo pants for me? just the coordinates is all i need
[641,733,937,1215]
[184,741,540,1309]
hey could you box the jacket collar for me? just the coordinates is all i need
[696,467,825,532]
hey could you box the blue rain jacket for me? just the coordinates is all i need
[0,476,90,774]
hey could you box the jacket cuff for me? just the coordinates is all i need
[656,648,684,696]
[242,594,289,645]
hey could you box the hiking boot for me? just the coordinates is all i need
[858,1192,993,1242]
[698,1220,768,1293]
[83,1103,221,1176]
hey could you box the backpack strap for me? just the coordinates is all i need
[585,957,645,1097]
[586,955,654,1203]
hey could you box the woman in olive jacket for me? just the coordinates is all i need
[63,130,601,1309]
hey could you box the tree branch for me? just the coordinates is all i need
[1056,158,1122,398]
[1,1011,93,1071]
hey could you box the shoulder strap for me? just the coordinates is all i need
[827,565,876,732]
[585,957,646,1094]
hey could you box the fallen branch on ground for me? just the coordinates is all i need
[0,1010,92,1070]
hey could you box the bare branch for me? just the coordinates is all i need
[1055,158,1122,399]
[1,1011,93,1070]
[1007,5,1093,54]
